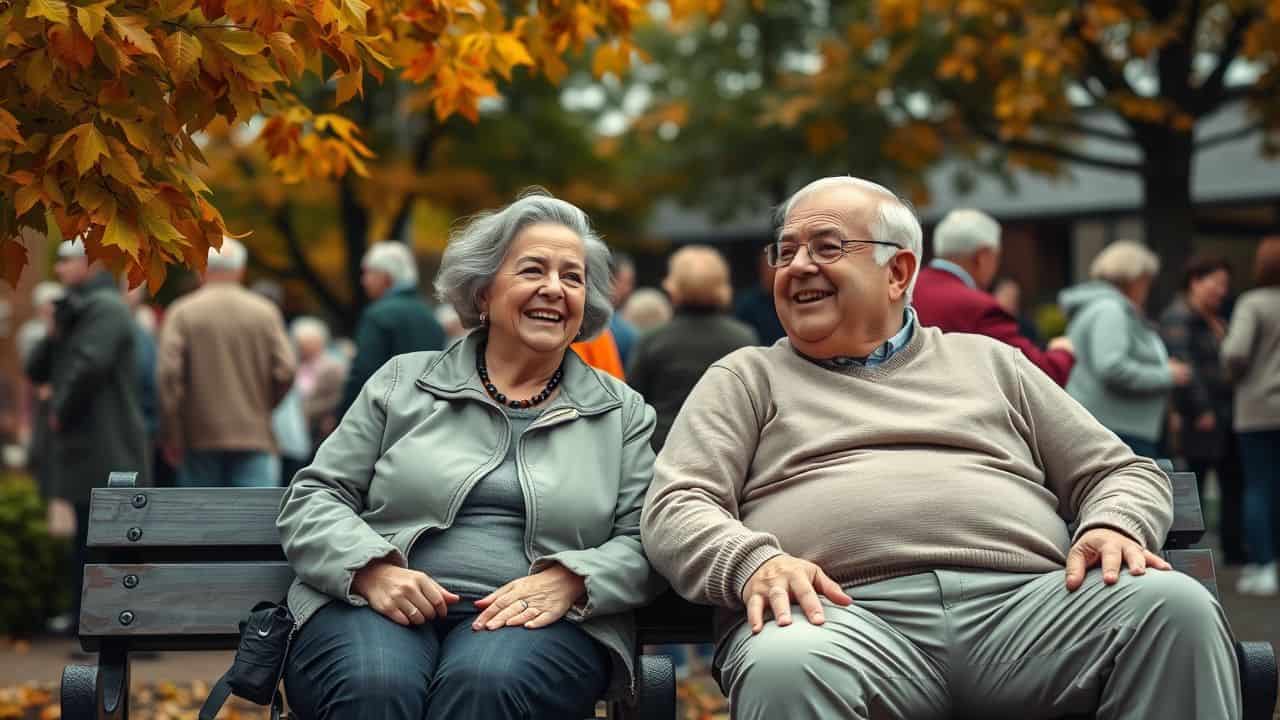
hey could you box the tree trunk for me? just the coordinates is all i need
[1138,128,1195,311]
[340,175,369,334]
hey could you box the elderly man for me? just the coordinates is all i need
[158,238,296,487]
[627,245,757,451]
[339,241,445,413]
[641,177,1239,719]
[913,208,1075,385]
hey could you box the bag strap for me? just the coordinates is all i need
[198,672,285,720]
[198,673,234,720]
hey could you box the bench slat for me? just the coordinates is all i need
[1167,471,1205,547]
[88,488,286,548]
[80,563,294,640]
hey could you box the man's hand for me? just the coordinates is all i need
[352,561,460,626]
[1065,528,1171,591]
[1194,411,1216,432]
[1048,336,1074,354]
[46,498,76,539]
[741,554,852,634]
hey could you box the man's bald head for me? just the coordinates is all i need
[663,245,733,309]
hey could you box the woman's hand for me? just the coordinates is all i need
[472,564,586,631]
[352,561,460,626]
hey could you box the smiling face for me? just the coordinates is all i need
[774,186,915,358]
[482,222,588,358]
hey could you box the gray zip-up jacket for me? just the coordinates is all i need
[277,332,666,700]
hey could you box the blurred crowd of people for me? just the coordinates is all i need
[11,216,1279,646]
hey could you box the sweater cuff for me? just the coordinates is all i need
[718,543,784,609]
[1074,511,1155,550]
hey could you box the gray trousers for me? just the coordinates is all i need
[716,568,1240,719]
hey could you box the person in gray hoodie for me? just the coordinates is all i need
[1059,241,1191,457]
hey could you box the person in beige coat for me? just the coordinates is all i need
[156,238,296,487]
[276,192,663,720]
[642,176,1240,720]
[1223,236,1280,596]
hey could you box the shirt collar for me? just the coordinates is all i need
[929,258,978,289]
[815,307,917,370]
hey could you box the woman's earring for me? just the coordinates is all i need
[479,311,488,326]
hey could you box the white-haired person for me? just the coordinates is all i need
[914,208,1075,385]
[1059,241,1192,458]
[157,238,296,487]
[289,316,348,452]
[338,240,445,414]
[620,287,674,332]
[642,177,1239,720]
[277,191,665,719]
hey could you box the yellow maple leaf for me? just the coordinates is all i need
[74,122,108,176]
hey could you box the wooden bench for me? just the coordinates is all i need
[63,465,1277,719]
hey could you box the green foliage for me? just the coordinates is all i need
[0,473,68,637]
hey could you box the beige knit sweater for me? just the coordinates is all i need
[641,323,1172,613]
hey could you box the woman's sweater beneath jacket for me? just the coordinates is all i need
[641,323,1173,615]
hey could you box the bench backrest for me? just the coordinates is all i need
[79,467,1211,650]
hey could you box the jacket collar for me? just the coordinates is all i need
[415,330,623,415]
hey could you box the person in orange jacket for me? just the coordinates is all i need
[571,327,625,380]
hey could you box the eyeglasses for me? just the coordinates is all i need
[764,238,902,268]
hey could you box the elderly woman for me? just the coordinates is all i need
[1223,236,1280,596]
[277,192,664,719]
[1058,240,1191,457]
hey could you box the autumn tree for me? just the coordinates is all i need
[796,0,1280,294]
[0,0,654,288]
[202,71,647,329]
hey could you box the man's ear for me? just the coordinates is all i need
[887,250,918,302]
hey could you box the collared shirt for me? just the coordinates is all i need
[812,307,917,370]
[929,258,978,289]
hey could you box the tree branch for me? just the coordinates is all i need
[1196,121,1263,151]
[1037,119,1135,144]
[271,205,349,320]
[388,120,446,242]
[971,124,1142,172]
[241,243,299,278]
[1195,8,1257,113]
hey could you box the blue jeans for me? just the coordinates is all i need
[1239,430,1280,565]
[175,450,280,488]
[284,602,610,720]
[1115,434,1159,459]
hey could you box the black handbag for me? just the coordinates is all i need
[199,601,296,720]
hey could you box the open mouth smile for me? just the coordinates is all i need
[792,290,835,304]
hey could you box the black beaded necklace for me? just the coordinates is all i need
[476,341,563,409]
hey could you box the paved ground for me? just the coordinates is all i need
[3,541,1275,718]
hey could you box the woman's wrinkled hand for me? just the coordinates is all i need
[472,563,586,631]
[352,561,460,626]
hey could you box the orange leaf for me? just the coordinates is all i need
[27,0,70,25]
[0,238,29,288]
[74,123,108,175]
[0,107,23,144]
[335,68,363,103]
[108,14,161,57]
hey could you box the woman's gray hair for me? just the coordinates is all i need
[775,176,925,299]
[362,241,419,288]
[434,189,614,339]
[1089,240,1160,286]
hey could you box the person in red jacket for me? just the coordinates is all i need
[914,209,1075,386]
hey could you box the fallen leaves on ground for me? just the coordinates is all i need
[0,675,730,719]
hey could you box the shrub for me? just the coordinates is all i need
[0,472,69,637]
